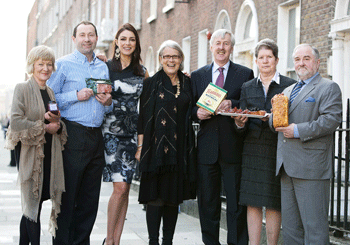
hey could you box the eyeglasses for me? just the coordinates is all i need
[162,55,181,60]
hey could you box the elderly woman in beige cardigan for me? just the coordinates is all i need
[5,45,67,244]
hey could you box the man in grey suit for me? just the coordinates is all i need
[270,44,342,244]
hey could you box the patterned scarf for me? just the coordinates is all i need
[139,69,196,181]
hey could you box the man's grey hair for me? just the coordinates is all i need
[293,43,320,60]
[209,29,235,47]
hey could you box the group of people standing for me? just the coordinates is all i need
[5,19,342,245]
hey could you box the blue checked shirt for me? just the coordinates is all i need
[47,50,113,127]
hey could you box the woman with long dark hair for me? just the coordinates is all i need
[101,23,148,245]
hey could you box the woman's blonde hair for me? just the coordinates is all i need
[26,45,56,76]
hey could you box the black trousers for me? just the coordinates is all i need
[197,159,248,245]
[53,120,105,245]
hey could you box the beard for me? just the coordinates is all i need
[296,67,312,80]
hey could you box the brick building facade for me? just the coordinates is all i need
[26,0,350,105]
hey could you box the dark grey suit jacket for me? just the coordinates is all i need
[271,74,342,179]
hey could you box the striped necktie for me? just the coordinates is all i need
[289,80,305,104]
[216,67,224,88]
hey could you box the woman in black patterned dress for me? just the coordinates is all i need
[101,23,148,245]
[233,39,295,245]
[136,40,196,245]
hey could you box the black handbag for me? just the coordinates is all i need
[14,141,21,170]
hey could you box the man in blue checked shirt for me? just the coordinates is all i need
[48,20,112,245]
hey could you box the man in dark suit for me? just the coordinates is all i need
[191,29,254,245]
[271,44,342,244]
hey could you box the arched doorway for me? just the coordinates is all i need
[213,10,232,62]
[234,0,258,74]
[330,0,350,108]
[214,10,232,31]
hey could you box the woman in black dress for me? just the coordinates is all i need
[136,40,196,245]
[101,23,148,245]
[234,39,295,245]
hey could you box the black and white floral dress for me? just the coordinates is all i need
[102,61,145,183]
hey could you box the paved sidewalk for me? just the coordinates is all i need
[0,135,227,245]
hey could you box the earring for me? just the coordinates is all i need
[115,46,120,60]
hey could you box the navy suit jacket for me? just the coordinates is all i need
[191,61,254,165]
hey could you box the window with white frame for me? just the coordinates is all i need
[83,8,89,22]
[147,0,157,23]
[244,12,253,39]
[163,0,175,13]
[114,0,119,34]
[65,30,71,55]
[145,47,155,76]
[38,0,44,14]
[134,0,142,30]
[105,0,111,19]
[182,36,191,73]
[97,0,102,28]
[198,29,208,68]
[52,2,59,31]
[90,1,96,24]
[101,0,114,43]
[277,1,300,80]
[58,36,64,58]
[58,0,73,20]
[37,18,42,43]
[59,0,64,20]
[124,0,130,23]
[95,0,108,50]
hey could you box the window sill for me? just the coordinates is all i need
[147,15,157,23]
[162,3,174,13]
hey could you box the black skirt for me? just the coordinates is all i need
[239,128,281,210]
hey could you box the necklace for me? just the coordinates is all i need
[175,79,180,98]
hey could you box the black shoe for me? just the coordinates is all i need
[102,238,106,245]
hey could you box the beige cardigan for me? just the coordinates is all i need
[5,78,67,236]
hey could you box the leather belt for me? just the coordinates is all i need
[62,118,100,131]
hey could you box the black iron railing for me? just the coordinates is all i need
[330,99,350,237]
[135,99,350,237]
